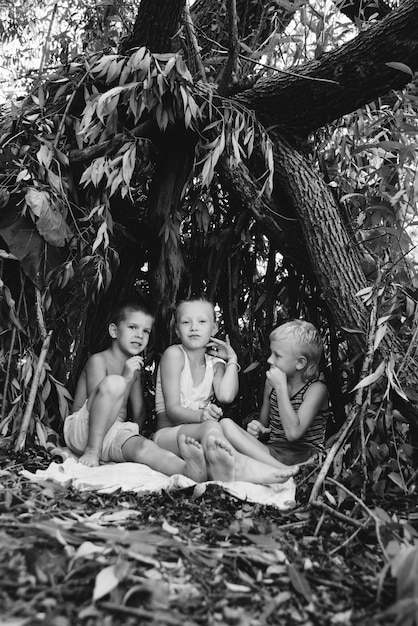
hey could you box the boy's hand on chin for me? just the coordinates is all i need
[266,366,287,389]
[123,356,144,380]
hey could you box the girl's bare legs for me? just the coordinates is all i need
[80,375,126,467]
[121,434,207,482]
[205,435,297,484]
[220,418,290,470]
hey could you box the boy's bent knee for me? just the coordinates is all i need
[98,375,126,399]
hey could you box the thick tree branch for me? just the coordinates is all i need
[218,0,239,96]
[235,0,418,136]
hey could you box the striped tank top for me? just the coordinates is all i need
[268,380,330,463]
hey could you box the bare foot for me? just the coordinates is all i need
[205,436,236,482]
[234,454,299,484]
[178,434,208,482]
[78,448,100,467]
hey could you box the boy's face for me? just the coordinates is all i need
[110,310,154,356]
[176,301,217,349]
[267,338,304,376]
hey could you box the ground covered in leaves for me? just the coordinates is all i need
[0,445,416,626]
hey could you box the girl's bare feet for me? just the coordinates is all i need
[205,436,236,482]
[178,434,208,482]
[78,448,100,467]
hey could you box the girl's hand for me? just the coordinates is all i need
[123,356,144,381]
[201,403,223,421]
[206,334,237,362]
[247,420,271,437]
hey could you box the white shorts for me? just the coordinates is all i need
[63,401,140,462]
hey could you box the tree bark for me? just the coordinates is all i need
[119,0,186,54]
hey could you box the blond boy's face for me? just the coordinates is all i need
[267,338,304,375]
[110,310,154,356]
[176,301,217,350]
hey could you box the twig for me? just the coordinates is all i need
[38,2,58,83]
[311,500,365,528]
[325,477,390,562]
[54,71,90,148]
[195,25,339,85]
[309,271,383,503]
[1,272,25,421]
[35,287,47,340]
[329,525,364,555]
[14,330,52,452]
[218,0,239,96]
[1,326,16,422]
[98,602,183,625]
[184,1,206,82]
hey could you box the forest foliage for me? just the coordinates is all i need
[0,0,417,510]
[0,1,418,621]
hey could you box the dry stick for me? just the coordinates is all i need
[311,501,365,528]
[1,326,16,422]
[184,2,206,82]
[329,525,365,556]
[1,273,25,421]
[38,2,58,83]
[54,70,90,148]
[14,330,52,452]
[360,279,380,496]
[326,477,390,562]
[309,273,382,504]
[14,288,52,452]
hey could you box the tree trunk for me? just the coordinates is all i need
[119,0,186,54]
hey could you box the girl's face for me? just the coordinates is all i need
[176,301,217,349]
[267,338,304,376]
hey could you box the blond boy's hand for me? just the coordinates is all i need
[266,365,287,390]
[201,403,223,422]
[247,419,271,437]
[123,356,144,381]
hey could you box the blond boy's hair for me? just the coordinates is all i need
[270,320,324,380]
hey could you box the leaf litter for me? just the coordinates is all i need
[0,444,416,626]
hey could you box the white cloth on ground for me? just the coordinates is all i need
[21,457,296,510]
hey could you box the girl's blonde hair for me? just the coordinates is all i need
[175,298,216,323]
[270,320,324,380]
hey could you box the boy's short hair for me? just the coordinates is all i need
[175,297,216,323]
[110,298,155,326]
[270,319,324,380]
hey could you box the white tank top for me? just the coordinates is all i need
[155,345,224,414]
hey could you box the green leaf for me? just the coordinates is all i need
[351,360,385,392]
[25,188,72,247]
[288,563,312,602]
[386,62,414,77]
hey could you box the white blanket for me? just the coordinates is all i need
[22,457,296,510]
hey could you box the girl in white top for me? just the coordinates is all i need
[153,298,298,484]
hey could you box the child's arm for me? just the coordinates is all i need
[247,380,272,437]
[84,353,108,396]
[267,366,328,441]
[160,346,221,424]
[209,336,239,404]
